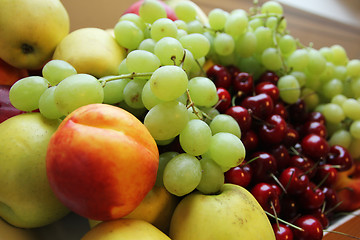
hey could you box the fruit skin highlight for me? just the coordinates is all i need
[46,103,159,221]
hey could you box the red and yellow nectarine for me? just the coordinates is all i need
[46,103,159,221]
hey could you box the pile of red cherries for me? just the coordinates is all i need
[207,64,354,240]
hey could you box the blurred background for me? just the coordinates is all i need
[60,0,360,59]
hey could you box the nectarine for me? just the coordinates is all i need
[46,103,159,221]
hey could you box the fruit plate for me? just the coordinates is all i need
[323,208,360,239]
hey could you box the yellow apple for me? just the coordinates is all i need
[0,0,70,70]
[82,219,171,240]
[169,183,276,240]
[89,185,180,234]
[53,28,127,78]
[0,113,70,228]
[46,103,159,221]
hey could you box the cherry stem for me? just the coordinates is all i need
[265,211,304,231]
[323,230,360,239]
[270,172,287,194]
[241,156,259,166]
[324,200,343,216]
[270,201,280,229]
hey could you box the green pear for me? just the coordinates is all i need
[169,183,276,240]
[0,113,70,228]
[0,0,70,70]
[53,28,127,78]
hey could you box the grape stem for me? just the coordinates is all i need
[99,72,154,86]
[186,89,203,120]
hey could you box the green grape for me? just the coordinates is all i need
[213,33,235,56]
[305,74,321,91]
[261,47,283,71]
[278,34,296,56]
[351,77,360,98]
[249,18,264,30]
[319,47,334,62]
[209,114,241,138]
[189,56,206,78]
[149,65,188,101]
[254,26,273,53]
[181,49,197,74]
[151,18,178,41]
[277,75,300,104]
[175,19,188,31]
[342,98,360,120]
[347,59,360,77]
[322,103,346,124]
[42,60,77,86]
[187,106,203,120]
[179,119,212,156]
[177,91,188,105]
[331,94,348,106]
[330,44,348,66]
[101,76,129,104]
[174,1,197,22]
[142,80,164,110]
[291,71,307,87]
[286,49,309,71]
[208,132,246,168]
[224,11,248,38]
[176,29,188,39]
[208,8,229,31]
[350,120,360,139]
[54,74,104,115]
[9,76,49,112]
[114,20,144,50]
[319,62,335,82]
[236,56,265,80]
[326,121,343,136]
[139,0,167,23]
[38,86,63,119]
[306,49,327,75]
[163,153,202,196]
[201,107,220,125]
[119,13,146,31]
[334,65,347,81]
[138,38,156,53]
[348,138,360,160]
[144,100,189,140]
[301,87,319,111]
[126,50,161,73]
[188,77,218,107]
[186,20,204,34]
[235,31,257,58]
[261,1,283,15]
[118,59,130,75]
[265,16,278,30]
[155,151,179,187]
[179,33,210,59]
[196,157,224,194]
[117,100,147,118]
[321,78,343,100]
[123,78,147,109]
[154,37,185,66]
[328,129,352,149]
[156,138,175,146]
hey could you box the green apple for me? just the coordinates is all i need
[0,113,70,228]
[169,183,276,240]
[89,185,180,234]
[53,28,127,78]
[82,219,171,240]
[0,0,70,70]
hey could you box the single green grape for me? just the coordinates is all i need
[196,157,224,194]
[151,18,178,41]
[154,37,185,66]
[209,114,241,138]
[174,1,197,23]
[38,86,63,119]
[42,59,77,86]
[139,0,167,24]
[155,151,179,187]
[114,20,144,50]
[126,50,161,73]
[188,77,218,107]
[123,78,147,109]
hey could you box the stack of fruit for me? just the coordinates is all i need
[1,0,360,239]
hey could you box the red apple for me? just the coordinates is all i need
[333,162,360,212]
[123,0,178,21]
[46,103,159,221]
[0,58,28,86]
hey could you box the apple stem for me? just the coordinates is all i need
[265,211,304,231]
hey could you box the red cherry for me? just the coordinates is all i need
[215,87,231,113]
[293,215,323,240]
[259,71,279,85]
[233,72,254,97]
[283,127,299,148]
[301,133,330,160]
[206,64,232,89]
[241,93,274,120]
[272,223,294,240]
[279,196,299,221]
[299,182,325,210]
[289,155,316,179]
[258,114,287,145]
[326,145,353,172]
[288,99,307,124]
[321,187,340,212]
[227,65,241,78]
[225,105,252,132]
[307,111,326,125]
[251,182,281,214]
[224,162,253,188]
[314,164,338,187]
[270,144,290,171]
[272,102,288,121]
[279,167,309,195]
[255,81,279,102]
[241,130,258,153]
[309,208,330,229]
[250,151,277,182]
[302,121,327,138]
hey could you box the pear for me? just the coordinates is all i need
[0,0,70,70]
[0,113,70,228]
[169,183,276,240]
[53,28,127,78]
